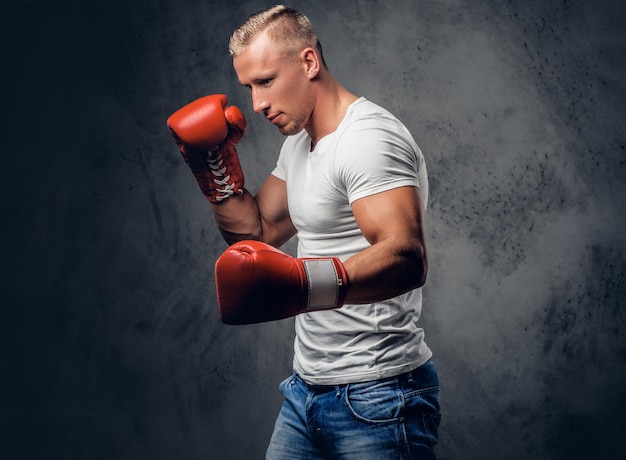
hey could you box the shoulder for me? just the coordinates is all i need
[329,99,429,203]
[343,98,402,127]
[339,99,416,147]
[336,99,420,166]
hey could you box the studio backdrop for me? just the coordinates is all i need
[2,0,625,459]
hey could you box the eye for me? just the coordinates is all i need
[259,78,273,87]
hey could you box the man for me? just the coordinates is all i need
[168,5,441,459]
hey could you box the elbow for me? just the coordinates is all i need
[409,243,428,289]
[391,238,428,292]
[218,226,262,246]
[389,242,428,293]
[416,269,427,289]
[415,252,428,288]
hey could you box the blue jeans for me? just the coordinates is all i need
[266,360,441,459]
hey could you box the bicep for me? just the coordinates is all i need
[256,174,297,247]
[351,186,426,247]
[343,186,428,303]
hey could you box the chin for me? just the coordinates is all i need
[281,119,307,136]
[280,125,304,136]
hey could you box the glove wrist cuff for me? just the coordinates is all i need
[302,258,348,310]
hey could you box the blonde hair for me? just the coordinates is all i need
[229,4,326,66]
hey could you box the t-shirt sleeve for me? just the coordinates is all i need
[335,116,425,204]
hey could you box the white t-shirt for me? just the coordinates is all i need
[272,97,432,385]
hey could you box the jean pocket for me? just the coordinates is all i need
[404,384,441,416]
[345,380,403,424]
[404,385,442,445]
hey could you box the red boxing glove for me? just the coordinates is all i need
[215,240,349,325]
[167,94,247,203]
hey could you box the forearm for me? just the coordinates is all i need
[211,183,297,248]
[211,189,263,245]
[343,237,427,304]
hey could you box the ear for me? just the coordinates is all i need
[301,47,320,80]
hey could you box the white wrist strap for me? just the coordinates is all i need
[302,259,343,309]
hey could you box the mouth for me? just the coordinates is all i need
[266,113,282,125]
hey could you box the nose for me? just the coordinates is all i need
[251,89,269,114]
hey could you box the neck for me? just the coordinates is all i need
[306,74,358,148]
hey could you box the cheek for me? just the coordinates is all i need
[281,67,310,97]
[285,80,313,112]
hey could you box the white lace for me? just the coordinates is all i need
[208,150,237,201]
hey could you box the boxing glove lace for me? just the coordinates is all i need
[167,94,246,203]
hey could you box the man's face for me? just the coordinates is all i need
[233,30,315,136]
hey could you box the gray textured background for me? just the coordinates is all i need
[2,0,625,459]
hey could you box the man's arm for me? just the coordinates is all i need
[166,94,296,249]
[344,185,428,304]
[213,184,427,324]
[212,174,297,248]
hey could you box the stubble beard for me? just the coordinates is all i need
[279,113,308,137]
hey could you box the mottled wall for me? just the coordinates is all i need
[2,0,625,459]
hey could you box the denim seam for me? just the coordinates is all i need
[403,384,440,398]
[343,382,403,425]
